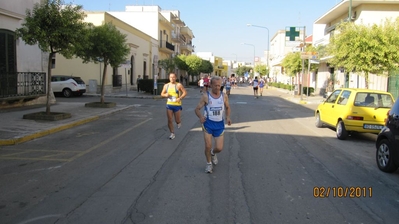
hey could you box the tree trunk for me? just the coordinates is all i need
[100,63,108,104]
[46,52,54,114]
[365,72,369,89]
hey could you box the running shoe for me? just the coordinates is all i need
[211,152,218,165]
[169,133,175,140]
[205,163,213,173]
[177,123,181,129]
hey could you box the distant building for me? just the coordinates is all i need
[109,5,194,79]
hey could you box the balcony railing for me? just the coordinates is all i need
[181,43,194,52]
[0,72,46,98]
[159,40,175,53]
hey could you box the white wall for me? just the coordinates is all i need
[109,11,159,40]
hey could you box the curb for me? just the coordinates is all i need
[0,105,133,146]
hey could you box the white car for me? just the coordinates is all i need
[51,75,86,97]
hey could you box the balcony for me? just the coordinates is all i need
[171,32,183,43]
[180,43,194,53]
[1,72,46,99]
[159,40,175,54]
[180,27,194,39]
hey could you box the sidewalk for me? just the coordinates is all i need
[0,86,324,146]
[0,88,163,146]
[271,87,325,105]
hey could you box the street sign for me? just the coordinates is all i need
[300,52,318,59]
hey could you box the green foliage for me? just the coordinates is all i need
[254,64,268,76]
[174,54,189,71]
[282,52,302,76]
[270,82,294,90]
[185,54,203,76]
[302,87,315,95]
[77,23,129,67]
[200,60,213,74]
[236,65,251,77]
[15,0,87,113]
[327,20,399,88]
[159,58,176,74]
[15,0,87,57]
[75,22,130,102]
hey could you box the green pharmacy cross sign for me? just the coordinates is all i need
[285,27,300,41]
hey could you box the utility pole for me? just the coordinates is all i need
[300,26,306,101]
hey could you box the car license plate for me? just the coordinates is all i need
[363,124,384,130]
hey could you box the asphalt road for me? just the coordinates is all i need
[0,86,398,224]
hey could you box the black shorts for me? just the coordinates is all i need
[253,87,258,90]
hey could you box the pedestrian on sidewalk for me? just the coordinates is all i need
[137,75,142,92]
[161,72,187,140]
[195,76,231,173]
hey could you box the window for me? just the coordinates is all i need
[337,90,351,105]
[0,29,16,73]
[354,93,394,108]
[326,90,341,103]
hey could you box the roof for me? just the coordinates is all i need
[314,0,399,24]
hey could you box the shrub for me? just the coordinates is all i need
[303,87,315,95]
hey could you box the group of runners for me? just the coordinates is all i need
[159,72,268,173]
[198,74,238,97]
[161,73,231,174]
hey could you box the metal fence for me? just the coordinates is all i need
[0,72,46,98]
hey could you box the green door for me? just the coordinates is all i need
[388,70,399,99]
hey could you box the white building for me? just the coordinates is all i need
[313,0,399,97]
[1,0,49,107]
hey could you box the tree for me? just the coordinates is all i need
[15,0,87,114]
[159,58,176,75]
[185,55,203,78]
[327,20,399,88]
[200,59,213,74]
[76,23,130,103]
[254,64,269,77]
[236,65,251,77]
[174,54,189,72]
[281,52,302,76]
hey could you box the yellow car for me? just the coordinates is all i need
[315,88,395,140]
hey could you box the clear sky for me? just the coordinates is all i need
[71,0,341,63]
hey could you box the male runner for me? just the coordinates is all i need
[194,76,231,173]
[161,72,187,139]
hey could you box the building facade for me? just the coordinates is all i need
[110,5,194,79]
[1,0,48,107]
[313,0,399,97]
[52,12,155,94]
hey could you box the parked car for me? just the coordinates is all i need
[375,96,399,173]
[51,75,86,97]
[315,88,395,140]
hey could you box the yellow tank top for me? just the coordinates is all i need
[166,84,181,106]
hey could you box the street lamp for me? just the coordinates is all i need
[247,24,270,75]
[241,42,255,77]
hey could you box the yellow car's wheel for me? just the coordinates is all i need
[336,120,348,140]
[315,113,323,128]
